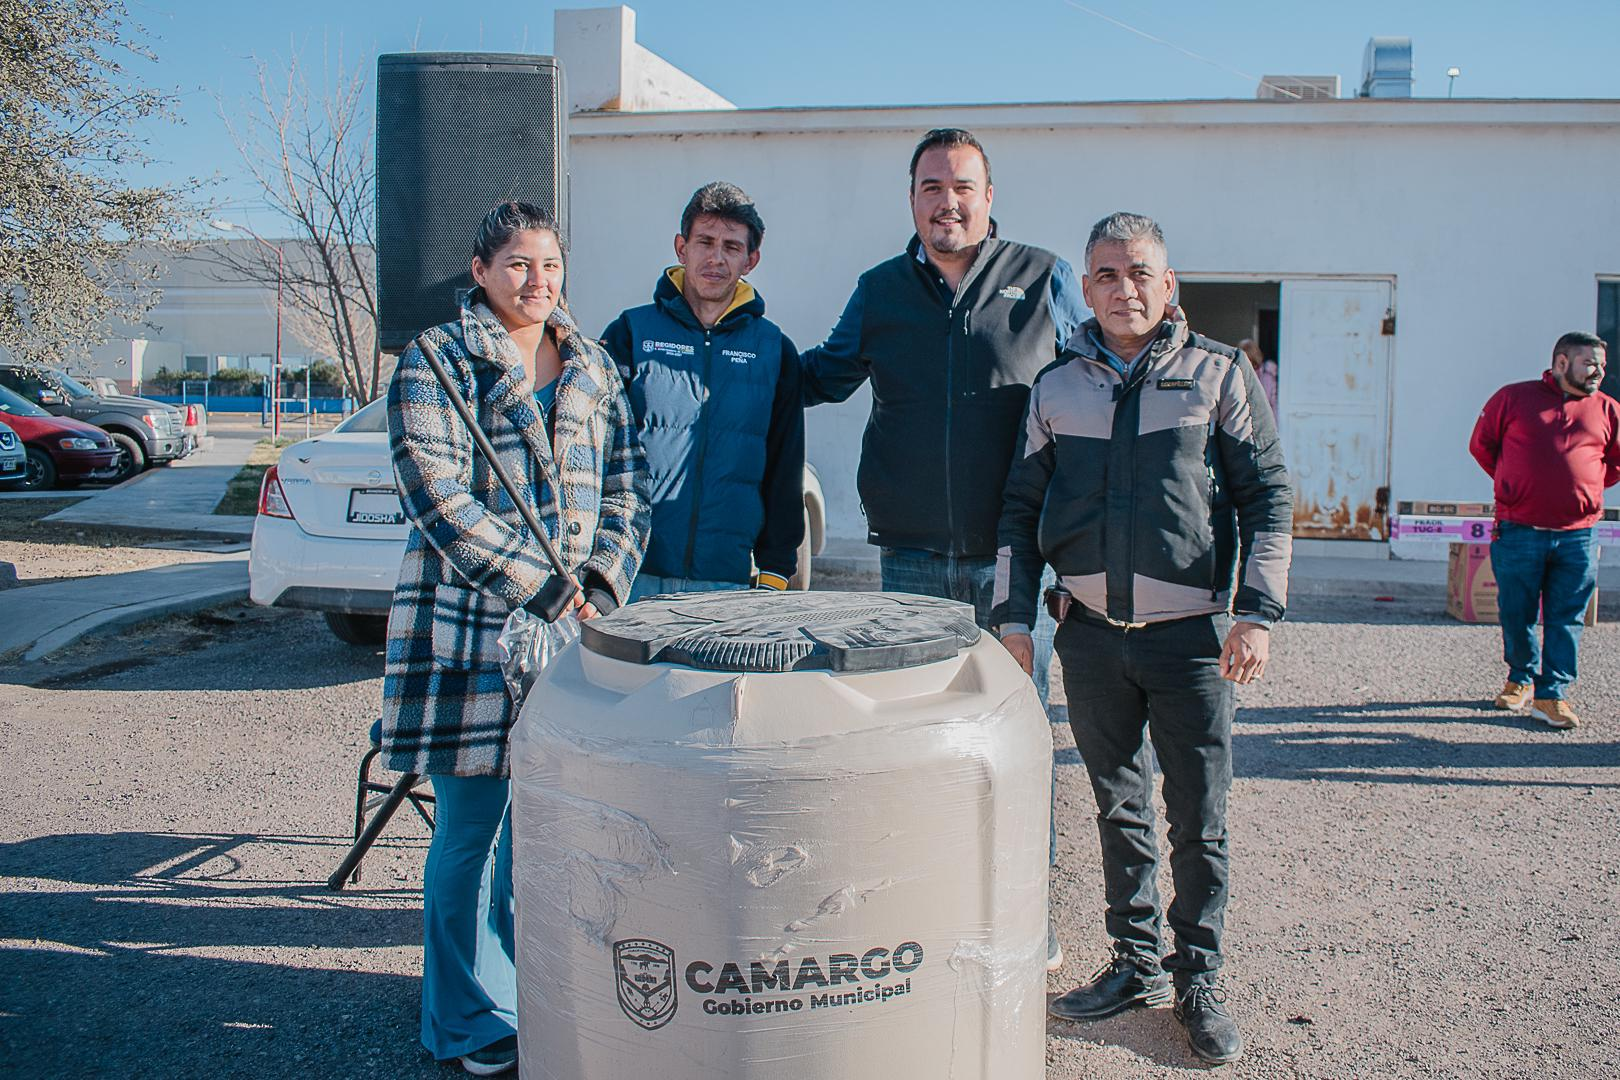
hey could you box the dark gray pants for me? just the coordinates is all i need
[1055,611,1233,983]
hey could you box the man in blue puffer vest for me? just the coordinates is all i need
[603,182,806,598]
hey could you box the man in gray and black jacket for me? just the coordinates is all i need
[992,212,1292,1065]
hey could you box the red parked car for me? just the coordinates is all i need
[0,384,120,490]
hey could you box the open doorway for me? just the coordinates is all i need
[1178,277,1395,543]
[1177,281,1281,420]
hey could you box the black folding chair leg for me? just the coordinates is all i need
[405,789,436,831]
[352,746,382,847]
[328,771,422,892]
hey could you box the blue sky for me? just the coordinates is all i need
[122,0,1620,229]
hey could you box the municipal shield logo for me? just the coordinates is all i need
[614,938,677,1030]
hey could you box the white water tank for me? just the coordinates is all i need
[511,591,1051,1079]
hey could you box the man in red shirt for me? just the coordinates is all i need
[1469,331,1619,728]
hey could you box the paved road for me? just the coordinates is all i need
[0,593,1614,1078]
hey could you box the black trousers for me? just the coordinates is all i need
[1055,611,1233,983]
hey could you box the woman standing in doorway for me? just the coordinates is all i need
[1240,337,1280,419]
[381,201,649,1075]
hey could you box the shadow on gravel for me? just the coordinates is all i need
[0,831,456,1078]
[1234,702,1620,788]
[1045,1003,1201,1069]
[0,832,423,946]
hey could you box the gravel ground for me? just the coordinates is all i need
[0,589,1614,1078]
[0,498,242,588]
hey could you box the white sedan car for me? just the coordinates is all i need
[249,399,408,643]
[249,398,827,644]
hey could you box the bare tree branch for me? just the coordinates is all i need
[208,47,385,401]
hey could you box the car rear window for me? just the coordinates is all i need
[0,384,50,417]
[336,398,388,433]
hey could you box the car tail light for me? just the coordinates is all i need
[258,465,294,519]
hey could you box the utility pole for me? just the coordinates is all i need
[212,220,285,440]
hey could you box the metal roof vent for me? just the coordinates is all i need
[1360,36,1414,98]
[1257,75,1342,101]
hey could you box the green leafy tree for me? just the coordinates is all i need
[0,0,201,369]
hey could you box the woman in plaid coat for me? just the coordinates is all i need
[382,201,648,1074]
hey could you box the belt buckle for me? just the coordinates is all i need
[1103,614,1148,630]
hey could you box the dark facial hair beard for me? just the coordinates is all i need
[1560,369,1601,397]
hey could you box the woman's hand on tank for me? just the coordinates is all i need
[999,631,1034,675]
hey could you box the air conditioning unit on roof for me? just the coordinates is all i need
[1257,75,1342,101]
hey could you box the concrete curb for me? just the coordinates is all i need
[1291,576,1446,600]
[0,556,252,664]
[23,581,250,662]
[61,514,257,540]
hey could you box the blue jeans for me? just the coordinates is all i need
[421,775,515,1060]
[879,548,1058,863]
[1490,523,1598,700]
[629,574,749,601]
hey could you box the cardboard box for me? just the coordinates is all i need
[1446,542,1598,625]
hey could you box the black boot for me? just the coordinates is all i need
[1173,981,1243,1064]
[1048,953,1171,1021]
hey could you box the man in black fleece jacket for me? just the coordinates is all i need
[800,126,1084,976]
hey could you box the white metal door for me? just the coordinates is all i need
[1277,279,1394,540]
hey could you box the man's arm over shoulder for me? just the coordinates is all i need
[800,278,870,406]
[1468,387,1510,478]
[753,335,808,588]
[1046,256,1086,350]
[990,376,1058,632]
[1214,354,1293,623]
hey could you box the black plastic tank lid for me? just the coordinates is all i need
[581,591,981,673]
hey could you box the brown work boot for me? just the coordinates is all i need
[1493,681,1531,710]
[1528,698,1579,730]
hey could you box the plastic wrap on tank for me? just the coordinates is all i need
[510,591,1052,1079]
[497,608,581,705]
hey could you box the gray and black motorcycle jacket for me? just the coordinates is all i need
[991,309,1294,629]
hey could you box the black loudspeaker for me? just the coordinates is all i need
[376,53,568,352]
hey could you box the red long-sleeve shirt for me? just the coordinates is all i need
[1469,371,1620,530]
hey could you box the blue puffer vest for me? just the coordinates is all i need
[617,269,783,583]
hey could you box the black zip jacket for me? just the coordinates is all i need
[801,233,1082,556]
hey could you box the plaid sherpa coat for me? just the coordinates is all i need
[380,292,650,777]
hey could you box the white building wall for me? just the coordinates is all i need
[563,101,1620,552]
[84,242,300,391]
